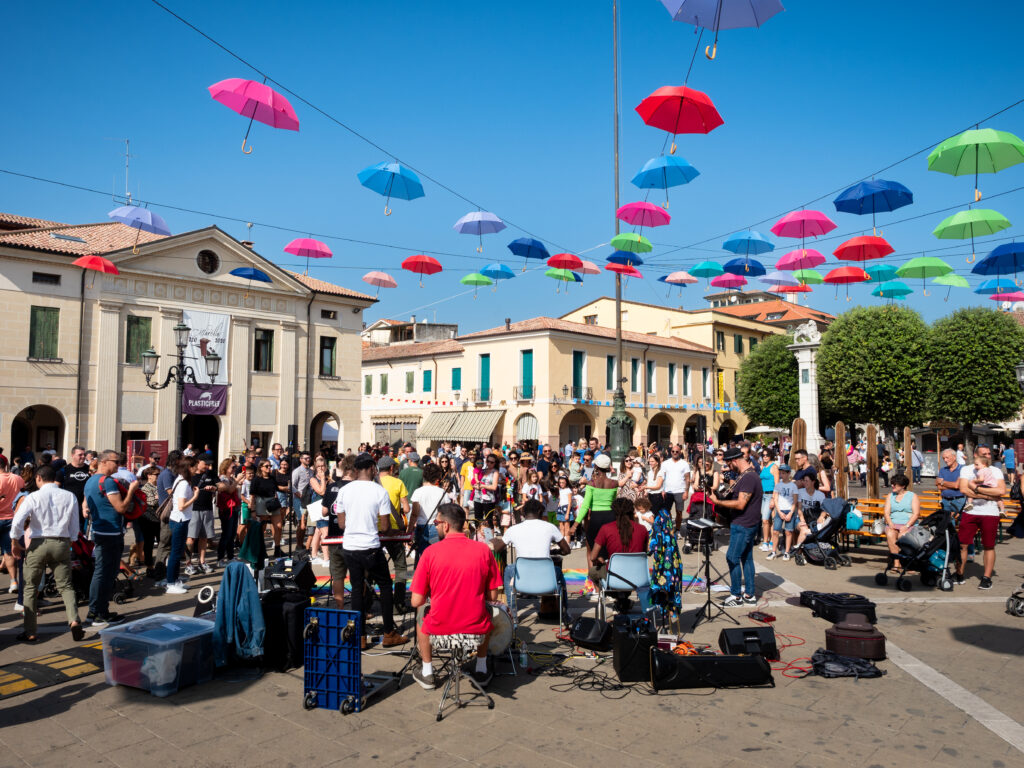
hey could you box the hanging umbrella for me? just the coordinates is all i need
[932,272,969,302]
[723,230,775,256]
[357,161,425,215]
[606,263,642,278]
[481,263,516,289]
[229,267,271,282]
[690,260,724,278]
[990,291,1024,302]
[660,0,785,59]
[507,237,550,272]
[723,257,766,276]
[208,78,300,153]
[975,277,1017,295]
[631,155,700,208]
[711,273,746,289]
[610,232,653,253]
[775,248,824,271]
[617,202,672,228]
[865,263,898,283]
[545,267,576,293]
[833,235,894,262]
[896,256,952,296]
[973,242,1024,285]
[793,268,823,285]
[662,270,697,298]
[460,272,493,299]
[284,237,332,275]
[108,205,171,254]
[453,211,506,252]
[548,253,583,271]
[775,283,812,294]
[872,280,913,299]
[73,254,118,276]
[635,85,724,153]
[362,270,398,297]
[401,254,443,287]
[607,251,645,266]
[927,128,1024,201]
[761,270,798,287]
[771,210,837,239]
[933,209,1012,263]
[576,260,601,276]
[833,179,913,234]
[824,266,869,301]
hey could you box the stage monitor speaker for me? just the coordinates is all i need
[650,649,774,690]
[718,626,779,661]
[569,616,612,651]
[613,628,657,682]
[265,553,315,594]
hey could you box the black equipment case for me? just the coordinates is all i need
[800,591,877,624]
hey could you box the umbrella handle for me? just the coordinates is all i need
[923,289,930,297]
[241,137,253,154]
[966,252,976,264]
[384,205,392,216]
[975,188,982,202]
[476,245,483,254]
[705,42,717,60]
[670,141,677,155]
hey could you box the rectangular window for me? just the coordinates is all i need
[521,349,534,398]
[606,355,616,391]
[583,314,598,326]
[451,367,462,391]
[630,357,640,393]
[28,306,59,360]
[716,331,725,351]
[683,364,691,396]
[320,309,337,320]
[668,362,676,396]
[479,354,491,399]
[646,360,655,395]
[364,374,372,395]
[32,272,61,286]
[734,334,744,354]
[318,336,337,376]
[405,371,414,393]
[125,315,152,364]
[749,336,758,351]
[253,328,274,372]
[423,369,432,393]
[572,351,585,390]
[380,373,389,395]
[702,367,710,398]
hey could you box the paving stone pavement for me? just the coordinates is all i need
[1,538,1022,768]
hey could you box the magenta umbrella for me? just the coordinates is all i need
[770,210,837,239]
[285,237,332,274]
[208,78,300,153]
[711,273,746,289]
[776,248,825,270]
[617,202,672,228]
[991,291,1024,302]
[362,270,397,297]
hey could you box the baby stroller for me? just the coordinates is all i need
[793,498,853,570]
[42,535,136,604]
[874,509,959,592]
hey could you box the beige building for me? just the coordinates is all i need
[361,316,717,450]
[0,211,374,460]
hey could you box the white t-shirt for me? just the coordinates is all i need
[558,487,573,508]
[410,484,452,528]
[774,481,798,512]
[521,483,544,504]
[796,488,826,516]
[335,480,392,550]
[960,465,1002,517]
[502,519,563,558]
[647,468,665,488]
[661,457,691,494]
[171,478,193,523]
[630,465,644,484]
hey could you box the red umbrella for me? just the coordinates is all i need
[833,235,894,262]
[605,263,642,279]
[401,254,443,287]
[824,265,870,301]
[208,77,300,153]
[775,283,813,293]
[73,254,119,275]
[548,253,583,271]
[635,85,723,153]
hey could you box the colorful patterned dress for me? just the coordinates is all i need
[648,509,683,615]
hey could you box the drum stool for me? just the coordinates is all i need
[430,634,495,721]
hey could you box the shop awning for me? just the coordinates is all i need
[416,412,460,441]
[449,410,504,442]
[515,413,539,442]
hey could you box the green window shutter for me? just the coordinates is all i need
[125,316,151,364]
[572,351,584,389]
[668,363,676,395]
[452,367,462,391]
[423,370,432,393]
[630,358,639,392]
[606,355,615,390]
[734,334,743,354]
[29,306,59,359]
[521,349,533,398]
[683,365,690,396]
[364,375,372,395]
[380,373,388,395]
[406,371,414,393]
[646,360,655,394]
[479,355,491,398]
[749,337,758,351]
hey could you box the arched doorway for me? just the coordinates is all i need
[310,411,341,458]
[11,405,65,462]
[559,409,593,446]
[646,412,674,449]
[181,415,220,462]
[717,419,737,446]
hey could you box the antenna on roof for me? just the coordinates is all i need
[104,138,133,203]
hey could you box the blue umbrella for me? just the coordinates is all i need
[630,155,699,207]
[872,280,913,298]
[974,277,1017,295]
[723,230,775,256]
[833,180,913,233]
[865,263,898,283]
[660,0,785,59]
[356,161,424,215]
[229,267,272,282]
[507,237,550,272]
[454,211,506,252]
[973,242,1024,277]
[607,251,645,266]
[109,205,171,254]
[481,262,515,291]
[723,256,766,277]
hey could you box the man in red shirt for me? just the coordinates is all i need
[410,503,501,690]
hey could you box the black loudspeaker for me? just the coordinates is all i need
[265,553,315,594]
[650,649,774,690]
[718,626,779,661]
[569,616,612,651]
[287,424,298,450]
[613,627,657,682]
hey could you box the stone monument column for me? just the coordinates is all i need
[788,321,822,456]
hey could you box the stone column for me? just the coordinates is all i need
[278,322,298,448]
[153,309,182,442]
[228,319,252,455]
[93,301,123,450]
[787,321,823,456]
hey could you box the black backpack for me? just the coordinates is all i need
[807,648,885,680]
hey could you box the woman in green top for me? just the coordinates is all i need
[572,454,619,543]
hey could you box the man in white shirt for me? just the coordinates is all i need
[661,443,692,528]
[334,455,408,648]
[11,465,84,642]
[957,446,1004,590]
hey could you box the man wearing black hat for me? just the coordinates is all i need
[711,446,762,607]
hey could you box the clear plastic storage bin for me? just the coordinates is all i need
[100,613,214,697]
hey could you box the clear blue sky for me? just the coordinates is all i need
[4,0,1024,331]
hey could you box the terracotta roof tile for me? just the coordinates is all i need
[0,221,166,256]
[0,212,65,231]
[713,300,834,325]
[459,316,714,354]
[363,338,464,362]
[285,271,376,301]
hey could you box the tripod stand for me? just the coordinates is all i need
[690,539,738,631]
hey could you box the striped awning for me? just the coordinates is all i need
[449,410,504,442]
[515,413,539,441]
[416,412,460,441]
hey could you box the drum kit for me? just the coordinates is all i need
[412,601,515,658]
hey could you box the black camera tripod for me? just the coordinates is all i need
[689,536,738,631]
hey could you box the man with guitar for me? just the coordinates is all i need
[710,447,763,607]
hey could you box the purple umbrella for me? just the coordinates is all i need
[660,0,785,59]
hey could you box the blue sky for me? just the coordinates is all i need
[4,0,1024,331]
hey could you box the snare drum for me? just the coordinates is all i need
[488,602,514,655]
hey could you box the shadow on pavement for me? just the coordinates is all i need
[949,624,1024,656]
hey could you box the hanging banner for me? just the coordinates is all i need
[181,309,229,385]
[183,383,228,415]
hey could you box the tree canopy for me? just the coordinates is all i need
[736,333,799,428]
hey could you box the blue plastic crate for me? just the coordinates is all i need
[302,607,364,713]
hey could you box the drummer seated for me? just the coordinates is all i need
[491,499,570,621]
[410,503,502,691]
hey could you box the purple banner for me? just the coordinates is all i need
[182,383,228,415]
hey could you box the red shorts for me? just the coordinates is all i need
[958,513,999,549]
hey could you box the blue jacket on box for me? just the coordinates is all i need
[213,561,265,667]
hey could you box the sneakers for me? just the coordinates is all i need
[979,576,993,590]
[743,594,757,605]
[216,559,228,568]
[781,552,790,561]
[87,613,123,630]
[471,665,494,688]
[184,564,197,576]
[155,579,168,588]
[759,542,772,552]
[954,573,966,586]
[380,630,409,647]
[8,582,17,593]
[412,668,436,690]
[165,581,188,595]
[766,552,777,561]
[200,563,213,574]
[721,594,744,607]
[13,602,23,613]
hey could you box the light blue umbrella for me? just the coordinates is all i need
[974,277,1017,295]
[761,270,798,287]
[109,205,171,254]
[481,262,515,291]
[872,280,913,298]
[865,263,898,283]
[630,155,699,207]
[454,211,506,252]
[723,230,775,256]
[357,161,424,214]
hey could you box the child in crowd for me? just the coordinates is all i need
[633,494,654,531]
[768,464,799,561]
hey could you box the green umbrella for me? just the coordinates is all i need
[927,128,1024,201]
[793,268,823,285]
[896,256,952,296]
[544,267,575,293]
[610,232,653,254]
[933,208,1011,263]
[932,272,970,302]
[460,272,493,299]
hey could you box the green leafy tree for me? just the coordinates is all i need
[818,305,930,433]
[736,333,799,428]
[927,307,1024,450]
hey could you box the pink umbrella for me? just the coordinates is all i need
[577,260,601,276]
[208,78,300,153]
[362,270,397,297]
[285,237,332,274]
[776,248,825,271]
[991,291,1024,302]
[711,273,747,289]
[770,210,837,239]
[665,270,697,284]
[616,202,671,228]
[606,263,642,279]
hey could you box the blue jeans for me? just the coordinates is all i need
[89,534,124,617]
[166,520,189,584]
[413,525,436,569]
[912,466,922,484]
[726,524,758,598]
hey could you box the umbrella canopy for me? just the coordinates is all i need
[362,270,397,292]
[933,209,1011,239]
[975,277,1017,295]
[630,155,700,206]
[208,78,299,152]
[460,272,493,299]
[108,206,171,235]
[481,263,516,281]
[761,270,798,287]
[775,283,812,294]
[833,235,894,262]
[508,237,549,272]
[665,270,698,284]
[896,256,952,279]
[865,263,898,282]
[357,162,425,214]
[660,0,784,59]
[723,230,775,256]
[453,211,506,235]
[548,253,583,271]
[635,86,723,151]
[617,202,671,228]
[72,254,118,275]
[776,248,824,270]
[577,260,601,276]
[771,210,837,239]
[229,267,272,283]
[711,273,747,289]
[824,266,869,284]
[932,273,969,288]
[834,179,914,216]
[610,232,653,253]
[990,291,1024,302]
[690,260,724,278]
[607,251,645,266]
[606,263,642,279]
[973,242,1024,276]
[793,268,824,285]
[401,254,442,286]
[927,129,1024,177]
[545,267,577,293]
[723,257,766,276]
[284,237,332,259]
[871,280,913,298]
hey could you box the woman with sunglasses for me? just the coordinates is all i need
[471,453,500,528]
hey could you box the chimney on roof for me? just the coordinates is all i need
[410,315,416,323]
[241,240,255,250]
[505,317,511,331]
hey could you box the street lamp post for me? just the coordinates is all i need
[140,321,221,450]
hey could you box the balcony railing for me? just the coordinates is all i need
[513,385,534,400]
[472,387,491,402]
[564,385,593,400]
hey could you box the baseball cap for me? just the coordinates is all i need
[778,463,792,472]
[594,454,612,470]
[408,452,421,462]
[376,456,396,471]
